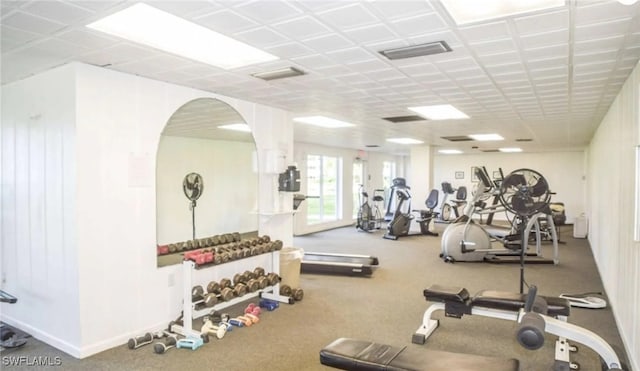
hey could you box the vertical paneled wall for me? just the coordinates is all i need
[0,65,82,354]
[587,62,639,371]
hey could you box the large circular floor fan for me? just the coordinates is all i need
[498,168,552,293]
[183,172,203,240]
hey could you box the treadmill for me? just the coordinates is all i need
[301,252,379,276]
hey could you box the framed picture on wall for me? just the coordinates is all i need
[471,167,479,182]
[455,171,464,180]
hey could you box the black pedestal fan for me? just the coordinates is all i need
[498,169,552,293]
[183,172,203,240]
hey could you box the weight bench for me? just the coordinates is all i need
[320,338,519,371]
[412,285,575,371]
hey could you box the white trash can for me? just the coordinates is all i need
[573,214,588,238]
[279,247,303,288]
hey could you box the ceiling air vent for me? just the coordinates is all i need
[380,41,452,60]
[441,135,473,142]
[382,115,426,123]
[516,138,533,142]
[251,67,305,81]
[481,149,500,152]
[365,144,380,148]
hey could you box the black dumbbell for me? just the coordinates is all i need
[207,281,234,302]
[232,282,248,297]
[254,267,266,277]
[154,333,178,354]
[266,273,280,286]
[192,285,217,307]
[280,284,304,301]
[128,332,153,349]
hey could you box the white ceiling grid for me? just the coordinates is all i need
[1,0,639,154]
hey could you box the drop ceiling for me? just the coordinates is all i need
[2,0,639,155]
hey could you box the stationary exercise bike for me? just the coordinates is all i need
[355,185,382,232]
[438,182,467,222]
[383,188,438,240]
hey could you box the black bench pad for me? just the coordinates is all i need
[423,285,469,303]
[472,290,570,317]
[320,338,520,371]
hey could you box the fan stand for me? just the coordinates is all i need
[190,199,197,240]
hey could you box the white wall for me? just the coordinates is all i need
[1,64,81,355]
[587,61,639,371]
[1,62,294,358]
[156,136,258,245]
[432,151,586,222]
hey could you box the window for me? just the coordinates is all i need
[353,161,364,218]
[307,155,341,224]
[382,160,396,189]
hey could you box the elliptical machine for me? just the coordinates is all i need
[440,167,558,264]
[383,188,439,240]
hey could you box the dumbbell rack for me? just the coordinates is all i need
[174,251,292,339]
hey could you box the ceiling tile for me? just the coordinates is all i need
[301,33,354,53]
[326,47,375,65]
[2,10,65,35]
[22,1,94,24]
[469,38,516,56]
[316,3,379,29]
[56,28,120,49]
[390,13,447,37]
[520,29,569,49]
[575,1,638,26]
[575,18,633,43]
[366,1,434,21]
[264,41,314,59]
[478,51,522,66]
[194,9,259,34]
[233,0,302,23]
[513,9,568,35]
[458,21,510,43]
[523,44,568,61]
[291,54,336,69]
[343,23,397,44]
[149,1,222,18]
[574,35,624,55]
[1,24,40,49]
[271,15,331,40]
[234,27,288,47]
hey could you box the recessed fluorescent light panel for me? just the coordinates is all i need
[499,147,523,153]
[441,0,565,25]
[87,3,278,69]
[386,138,424,145]
[439,149,463,154]
[218,123,251,132]
[293,116,355,128]
[469,133,504,141]
[408,105,469,120]
[252,67,305,81]
[380,41,452,60]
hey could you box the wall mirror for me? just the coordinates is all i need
[156,98,258,267]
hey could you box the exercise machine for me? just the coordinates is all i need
[438,182,467,222]
[383,188,438,240]
[301,252,379,276]
[355,185,382,232]
[383,178,409,222]
[441,167,558,264]
[0,290,28,349]
[412,284,624,370]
